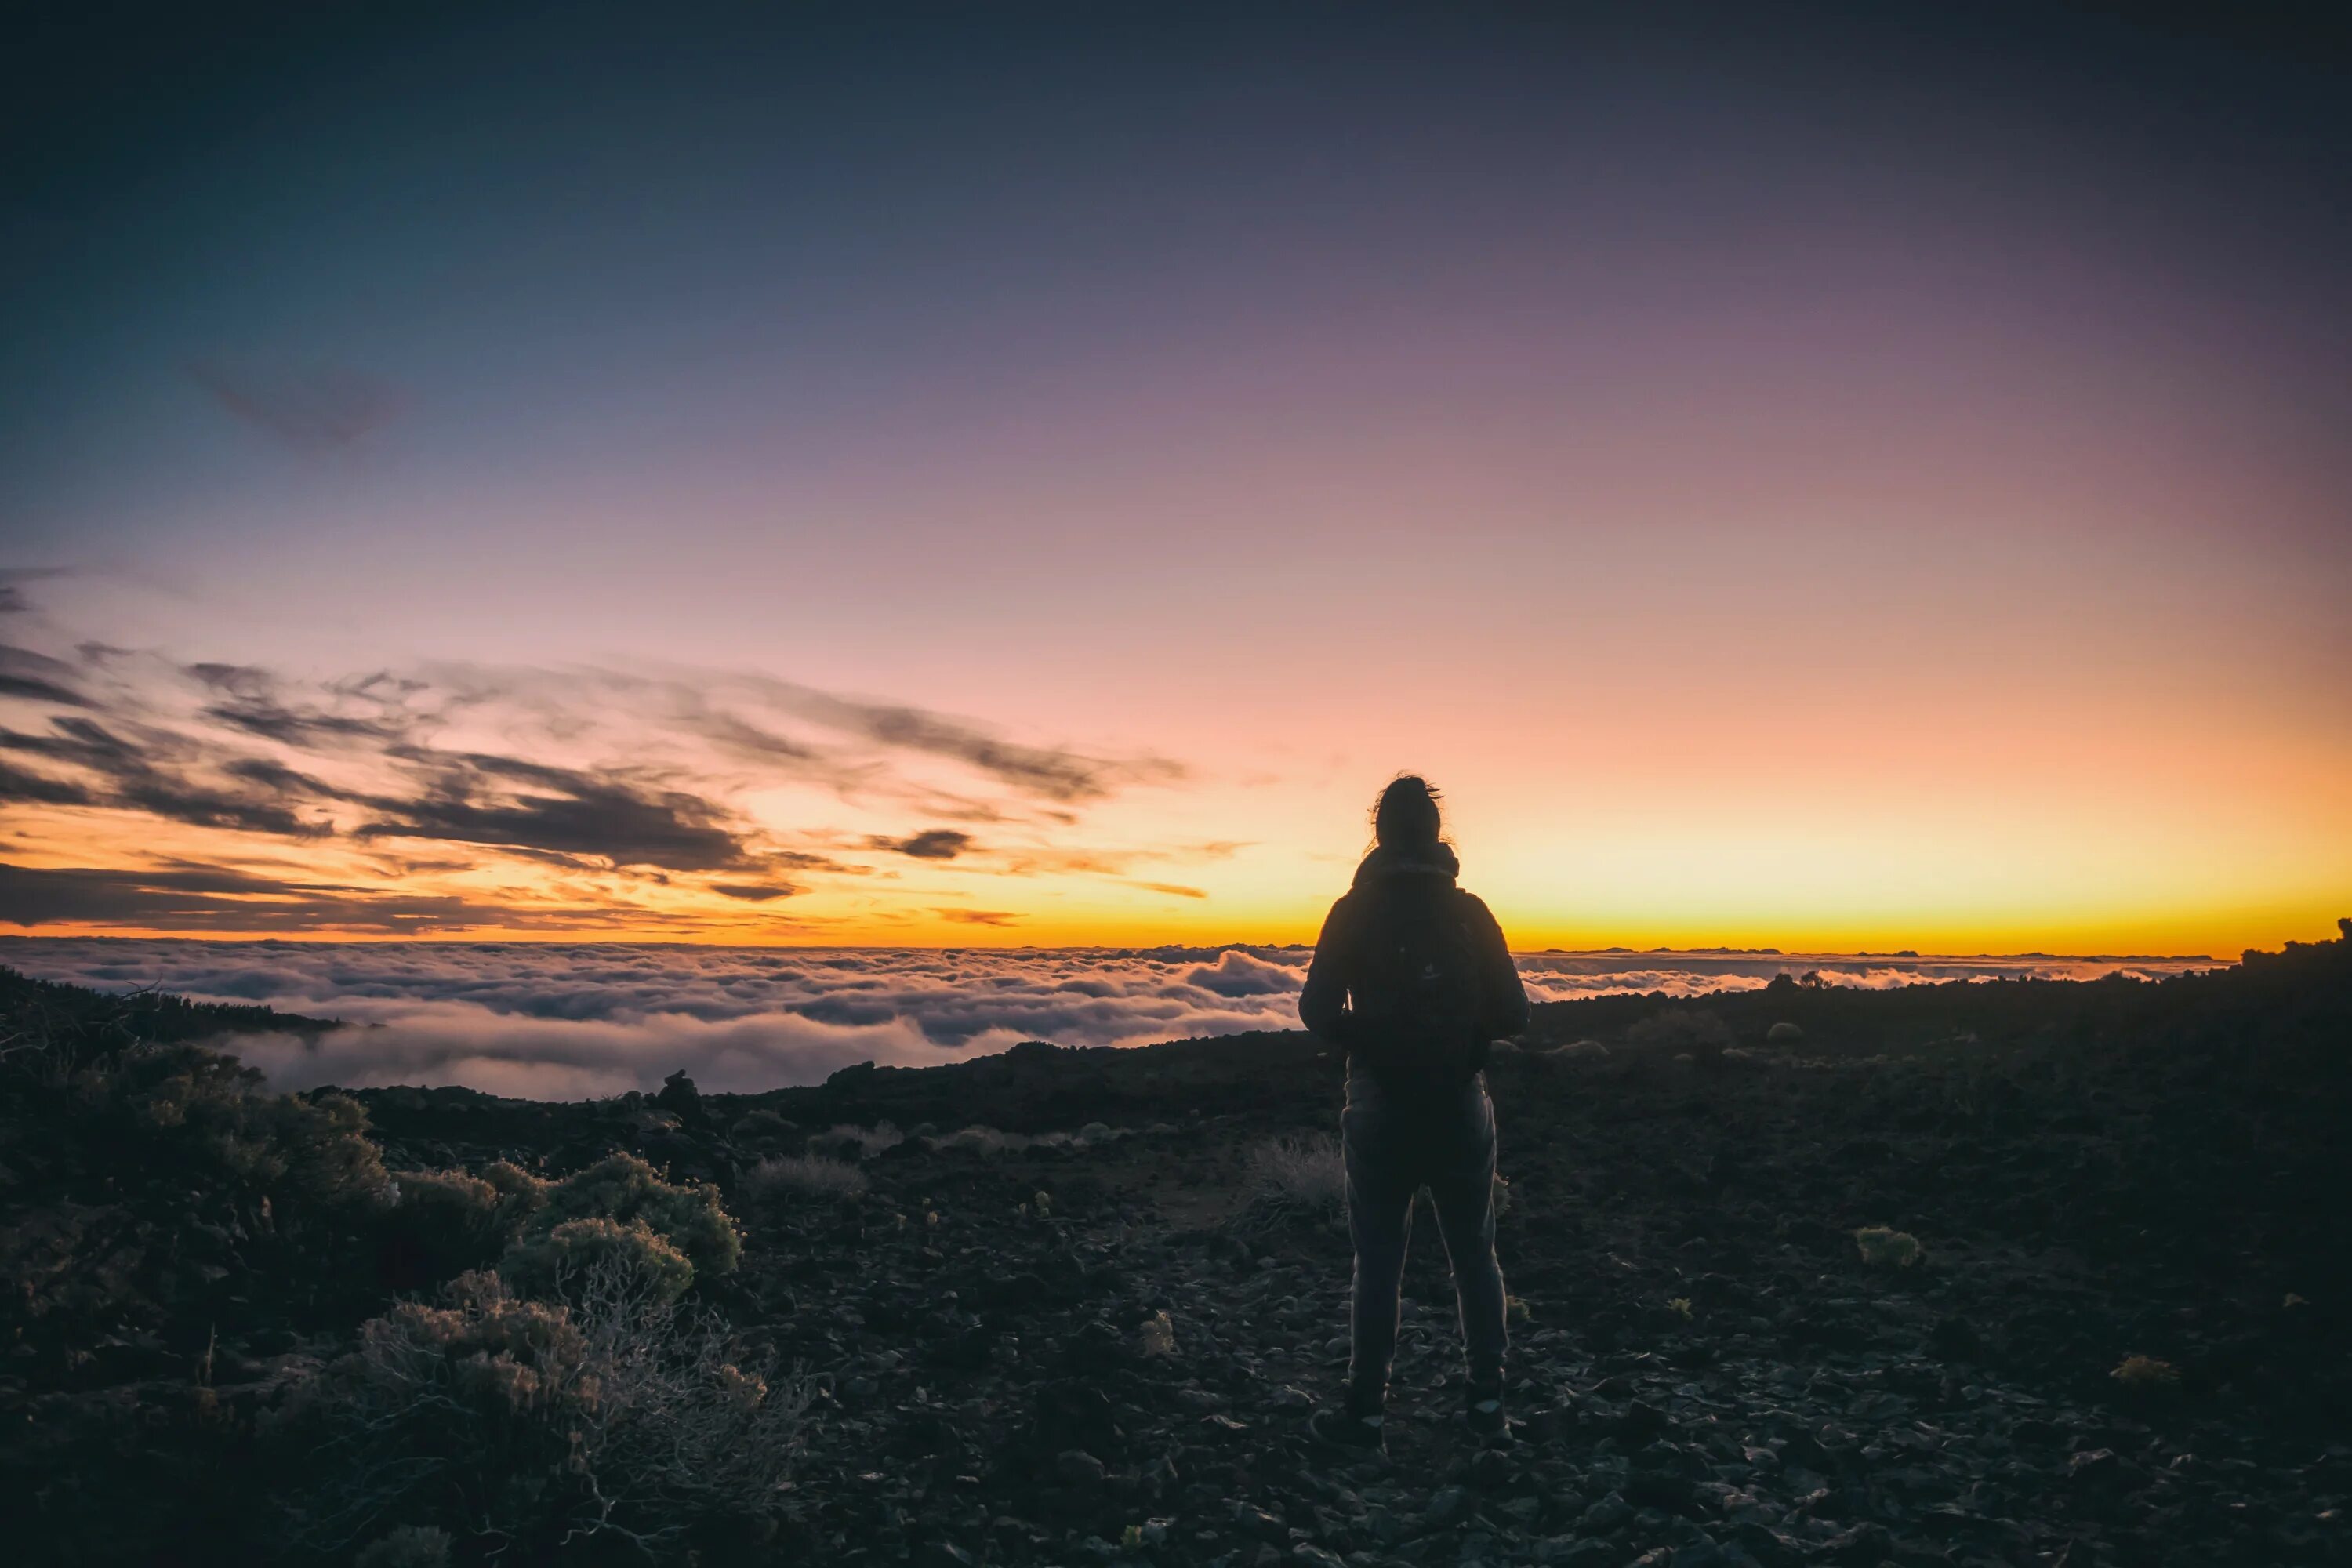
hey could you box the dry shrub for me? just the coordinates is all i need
[808,1121,905,1159]
[935,1124,1021,1154]
[275,1263,808,1559]
[934,1123,1123,1155]
[730,1109,797,1144]
[743,1153,869,1203]
[1231,1133,1345,1233]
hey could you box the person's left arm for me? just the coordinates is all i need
[1463,892,1530,1041]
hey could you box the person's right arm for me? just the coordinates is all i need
[1298,893,1359,1047]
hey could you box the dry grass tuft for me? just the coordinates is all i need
[1854,1225,1926,1268]
[2111,1354,2182,1391]
[808,1121,906,1159]
[1230,1133,1345,1234]
[743,1153,869,1202]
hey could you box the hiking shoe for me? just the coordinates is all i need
[1308,1406,1388,1455]
[1464,1381,1511,1442]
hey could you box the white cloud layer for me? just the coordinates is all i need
[0,938,2217,1098]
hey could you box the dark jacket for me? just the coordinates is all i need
[1298,843,1530,1062]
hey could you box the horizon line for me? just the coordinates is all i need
[0,931,2228,964]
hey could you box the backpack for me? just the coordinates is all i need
[1348,885,1487,1090]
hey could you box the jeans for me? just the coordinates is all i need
[1341,1062,1508,1412]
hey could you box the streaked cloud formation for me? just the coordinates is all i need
[0,593,1201,938]
[0,938,2219,1098]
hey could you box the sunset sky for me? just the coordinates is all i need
[2,3,2347,957]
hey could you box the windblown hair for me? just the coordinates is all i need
[1372,774,1446,851]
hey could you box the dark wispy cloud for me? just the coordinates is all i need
[1131,881,1209,899]
[0,864,540,933]
[0,758,96,806]
[355,750,755,872]
[0,569,70,617]
[0,716,334,837]
[0,645,91,707]
[187,360,406,453]
[737,677,1185,804]
[872,828,973,861]
[194,668,420,746]
[934,908,1021,925]
[710,882,796,902]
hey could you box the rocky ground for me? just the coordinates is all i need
[350,931,2351,1568]
[6,927,2350,1566]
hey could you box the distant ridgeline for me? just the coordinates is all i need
[0,964,340,1051]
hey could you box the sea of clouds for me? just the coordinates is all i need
[0,938,2219,1099]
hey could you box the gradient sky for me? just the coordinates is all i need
[2,2,2347,956]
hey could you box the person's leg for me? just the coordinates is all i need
[1341,1073,1416,1418]
[1427,1074,1508,1411]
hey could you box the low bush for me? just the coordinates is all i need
[742,1153,869,1203]
[502,1216,696,1304]
[932,1123,1126,1155]
[527,1152,741,1280]
[274,1265,808,1560]
[380,1161,560,1290]
[381,1170,508,1282]
[808,1121,905,1160]
[730,1109,797,1144]
[480,1159,551,1217]
[90,1044,390,1224]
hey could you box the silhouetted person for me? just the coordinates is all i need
[1299,775,1530,1451]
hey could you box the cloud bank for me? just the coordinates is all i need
[0,938,2217,1099]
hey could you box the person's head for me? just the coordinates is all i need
[1371,774,1445,852]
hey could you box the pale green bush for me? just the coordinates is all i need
[502,1216,695,1304]
[527,1152,740,1279]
